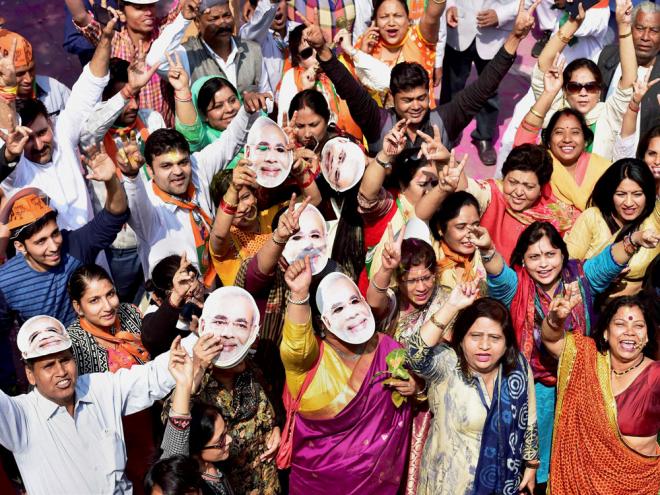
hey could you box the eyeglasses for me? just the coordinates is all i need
[299,47,314,60]
[565,81,600,95]
[201,428,229,450]
[402,274,435,287]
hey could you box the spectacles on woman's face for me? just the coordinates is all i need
[299,47,314,60]
[201,425,229,450]
[565,81,600,95]
[402,273,435,287]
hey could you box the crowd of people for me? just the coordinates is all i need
[0,0,658,493]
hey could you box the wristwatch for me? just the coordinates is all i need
[375,154,392,170]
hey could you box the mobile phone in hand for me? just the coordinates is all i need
[92,3,122,31]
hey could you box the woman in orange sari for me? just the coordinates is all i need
[541,292,660,494]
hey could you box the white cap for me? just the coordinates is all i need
[123,0,159,4]
[17,316,72,360]
[403,217,433,247]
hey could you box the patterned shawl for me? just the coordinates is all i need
[509,260,594,386]
[473,355,537,495]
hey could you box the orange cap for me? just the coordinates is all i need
[0,188,53,231]
[0,29,33,68]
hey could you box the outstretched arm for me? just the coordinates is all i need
[538,4,585,72]
[419,0,446,45]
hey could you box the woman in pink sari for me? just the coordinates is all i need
[280,257,414,494]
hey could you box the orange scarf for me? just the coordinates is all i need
[151,182,216,287]
[102,116,150,167]
[549,333,660,494]
[79,317,150,364]
[437,241,477,282]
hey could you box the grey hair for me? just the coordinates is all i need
[632,1,659,21]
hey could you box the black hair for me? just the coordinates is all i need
[16,98,49,127]
[67,264,114,303]
[430,191,480,240]
[329,185,365,282]
[288,89,331,124]
[389,147,430,190]
[397,238,436,280]
[289,24,307,67]
[636,124,660,160]
[102,58,130,101]
[450,298,520,377]
[562,58,603,91]
[501,144,554,186]
[390,62,429,97]
[189,402,224,458]
[11,210,58,244]
[510,221,569,270]
[144,455,204,495]
[373,0,409,18]
[541,108,594,150]
[196,77,239,118]
[145,255,199,300]
[144,129,190,166]
[588,158,655,241]
[209,169,234,208]
[592,294,657,358]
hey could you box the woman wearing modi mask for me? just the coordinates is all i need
[280,259,414,494]
[193,286,281,495]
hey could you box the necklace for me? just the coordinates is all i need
[611,354,644,376]
[329,341,366,362]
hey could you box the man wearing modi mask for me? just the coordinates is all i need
[0,315,194,495]
[280,262,418,494]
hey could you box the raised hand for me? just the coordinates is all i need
[382,222,404,271]
[275,193,312,242]
[170,252,198,307]
[383,119,408,158]
[0,119,32,162]
[437,149,466,193]
[511,0,540,39]
[0,38,17,88]
[417,124,450,167]
[446,279,481,311]
[615,0,633,26]
[232,160,258,191]
[631,229,660,249]
[282,110,298,144]
[116,129,145,177]
[547,282,581,329]
[544,53,565,96]
[292,147,319,177]
[301,8,326,51]
[466,225,492,251]
[82,142,117,182]
[359,22,380,53]
[192,333,223,374]
[181,0,201,20]
[100,9,119,43]
[284,255,313,296]
[166,51,190,93]
[242,91,273,113]
[632,72,660,106]
[168,335,194,387]
[333,28,353,55]
[126,41,159,95]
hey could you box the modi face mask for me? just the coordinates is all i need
[282,203,329,275]
[245,116,293,189]
[199,287,260,368]
[315,273,375,345]
[320,137,366,192]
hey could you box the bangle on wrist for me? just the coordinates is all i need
[287,293,310,305]
[370,278,389,293]
[375,153,392,170]
[525,459,541,469]
[174,92,193,103]
[219,197,238,215]
[272,232,288,245]
[628,101,640,113]
[430,312,447,330]
[557,30,572,44]
[619,30,632,39]
[480,248,497,263]
[529,107,544,120]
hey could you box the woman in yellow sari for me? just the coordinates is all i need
[565,158,659,297]
[541,292,660,494]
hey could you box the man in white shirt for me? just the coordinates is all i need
[121,106,257,280]
[0,315,184,495]
[146,0,271,96]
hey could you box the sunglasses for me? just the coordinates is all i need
[299,47,314,60]
[565,81,600,95]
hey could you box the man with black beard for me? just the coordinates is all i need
[147,0,271,94]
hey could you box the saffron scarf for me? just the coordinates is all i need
[549,332,660,494]
[473,355,535,495]
[78,316,150,364]
[151,182,216,286]
[509,260,593,386]
[438,240,477,282]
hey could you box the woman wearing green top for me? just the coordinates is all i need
[166,51,271,168]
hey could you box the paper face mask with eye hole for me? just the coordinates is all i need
[282,203,329,275]
[320,137,366,192]
[244,116,293,188]
[315,272,375,344]
[199,286,260,368]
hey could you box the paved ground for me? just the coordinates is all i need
[2,1,538,179]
